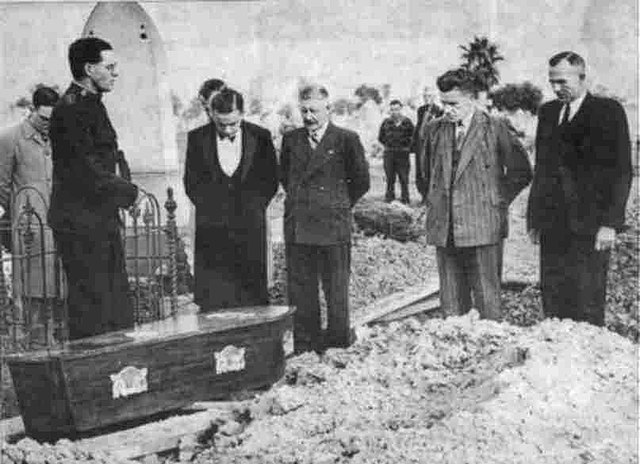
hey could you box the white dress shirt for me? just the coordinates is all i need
[217,129,242,177]
[558,91,587,124]
[455,110,475,148]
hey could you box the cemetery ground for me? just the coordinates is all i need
[0,158,638,463]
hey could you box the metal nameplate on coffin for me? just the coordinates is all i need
[214,345,246,374]
[110,365,149,399]
[282,329,294,357]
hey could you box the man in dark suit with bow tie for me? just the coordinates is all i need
[184,88,278,311]
[280,84,370,353]
[527,51,632,326]
[421,68,532,320]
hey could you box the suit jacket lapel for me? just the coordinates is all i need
[240,121,256,182]
[202,122,218,172]
[287,130,312,190]
[567,92,591,128]
[433,120,453,192]
[301,123,338,179]
[552,99,564,126]
[453,111,485,184]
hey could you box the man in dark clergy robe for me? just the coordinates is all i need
[527,51,632,326]
[280,84,370,353]
[49,37,139,340]
[184,88,278,311]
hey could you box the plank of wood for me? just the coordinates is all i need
[376,293,441,322]
[0,401,245,458]
[76,406,234,460]
[0,415,24,441]
[351,277,440,327]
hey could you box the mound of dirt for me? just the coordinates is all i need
[179,312,637,464]
[0,437,135,464]
[353,199,426,242]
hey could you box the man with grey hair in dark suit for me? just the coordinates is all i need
[420,68,532,320]
[280,84,370,353]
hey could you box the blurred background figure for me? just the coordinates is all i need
[412,86,443,204]
[378,99,414,204]
[355,85,384,157]
[0,85,61,300]
[198,78,226,121]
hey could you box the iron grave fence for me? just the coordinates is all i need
[0,186,181,352]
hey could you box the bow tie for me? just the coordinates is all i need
[220,134,236,142]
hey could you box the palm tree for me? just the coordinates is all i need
[459,36,504,93]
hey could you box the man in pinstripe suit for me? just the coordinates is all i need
[419,69,532,320]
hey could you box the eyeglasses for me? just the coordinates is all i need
[90,61,117,74]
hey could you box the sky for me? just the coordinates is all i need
[0,0,637,129]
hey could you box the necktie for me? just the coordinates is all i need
[455,121,465,150]
[309,130,320,148]
[560,103,570,125]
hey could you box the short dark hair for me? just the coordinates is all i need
[436,68,476,95]
[549,51,585,68]
[32,86,59,108]
[389,99,402,107]
[68,37,113,80]
[298,84,329,101]
[198,78,225,103]
[210,88,244,114]
[548,51,586,78]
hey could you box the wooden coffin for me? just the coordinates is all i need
[6,305,295,441]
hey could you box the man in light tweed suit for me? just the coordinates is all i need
[418,68,532,319]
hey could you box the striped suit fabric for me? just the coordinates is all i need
[421,110,532,319]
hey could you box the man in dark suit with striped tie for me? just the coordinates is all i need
[420,68,532,320]
[527,51,632,326]
[280,84,370,353]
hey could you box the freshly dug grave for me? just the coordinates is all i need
[268,233,438,323]
[176,312,637,464]
[270,218,638,343]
